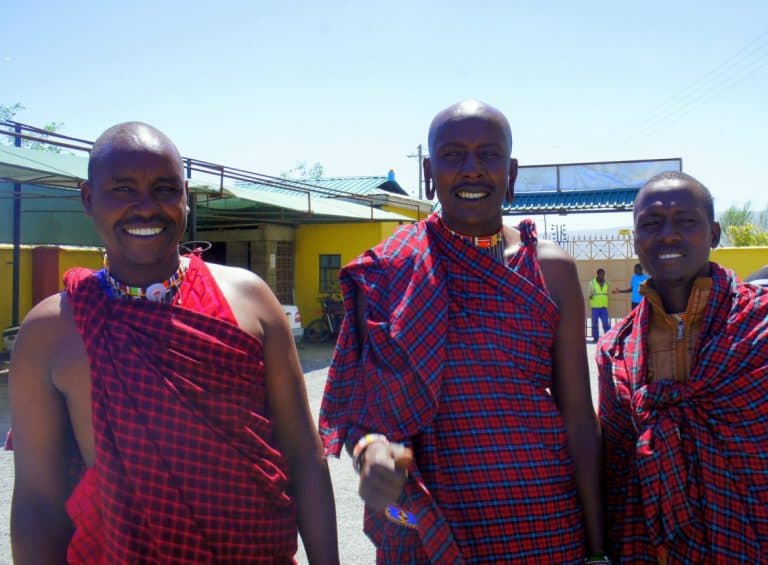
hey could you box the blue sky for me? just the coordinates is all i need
[2,1,767,231]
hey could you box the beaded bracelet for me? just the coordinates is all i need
[352,433,389,473]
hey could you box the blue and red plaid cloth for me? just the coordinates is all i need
[599,263,768,563]
[64,255,297,563]
[320,213,585,563]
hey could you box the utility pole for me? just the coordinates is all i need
[12,123,21,327]
[406,144,424,200]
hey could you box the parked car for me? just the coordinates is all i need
[281,305,304,343]
[2,326,19,354]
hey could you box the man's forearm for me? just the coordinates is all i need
[293,456,340,564]
[564,415,605,556]
[11,502,72,565]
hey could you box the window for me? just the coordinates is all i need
[319,254,341,294]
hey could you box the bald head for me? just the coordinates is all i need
[88,122,182,183]
[428,100,512,156]
[635,171,714,222]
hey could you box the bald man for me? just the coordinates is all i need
[599,171,768,563]
[321,101,606,563]
[8,122,338,564]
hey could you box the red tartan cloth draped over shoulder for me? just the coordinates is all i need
[599,263,768,564]
[320,213,584,564]
[64,255,297,564]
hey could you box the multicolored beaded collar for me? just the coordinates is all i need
[105,259,188,304]
[449,227,504,249]
[449,226,506,263]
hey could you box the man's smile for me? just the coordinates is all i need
[123,226,165,237]
[456,190,489,200]
[657,250,684,260]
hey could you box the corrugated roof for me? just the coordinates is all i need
[239,176,409,197]
[201,184,411,222]
[0,145,219,196]
[0,144,87,189]
[504,189,638,214]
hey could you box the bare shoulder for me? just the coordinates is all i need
[534,238,580,308]
[17,292,76,345]
[11,291,82,391]
[202,261,283,335]
[204,260,268,293]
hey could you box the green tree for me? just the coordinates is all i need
[718,202,768,247]
[727,224,768,246]
[1,102,64,153]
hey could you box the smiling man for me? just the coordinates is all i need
[8,122,339,564]
[320,100,606,563]
[598,171,768,563]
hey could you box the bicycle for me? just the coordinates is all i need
[304,293,344,343]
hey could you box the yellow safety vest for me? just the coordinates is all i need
[589,279,609,308]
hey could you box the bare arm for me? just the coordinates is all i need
[255,279,339,565]
[538,241,605,557]
[9,295,75,564]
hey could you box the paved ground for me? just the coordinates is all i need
[0,341,601,564]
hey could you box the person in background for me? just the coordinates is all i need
[589,268,611,342]
[612,263,650,310]
[599,171,768,563]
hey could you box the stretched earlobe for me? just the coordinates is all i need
[423,158,435,200]
[425,176,435,200]
[80,180,93,215]
[505,158,518,207]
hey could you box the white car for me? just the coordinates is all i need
[2,326,18,354]
[281,305,304,343]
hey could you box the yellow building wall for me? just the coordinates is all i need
[711,247,767,279]
[0,245,102,350]
[58,246,103,280]
[294,222,402,323]
[0,246,33,341]
[382,204,425,221]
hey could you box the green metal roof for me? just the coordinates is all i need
[0,145,87,189]
[0,145,219,196]
[308,176,409,196]
[200,183,413,225]
[504,189,639,214]
[237,176,409,197]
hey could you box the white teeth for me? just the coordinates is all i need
[457,191,487,200]
[658,253,682,259]
[125,227,163,237]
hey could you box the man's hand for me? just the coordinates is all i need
[358,441,413,511]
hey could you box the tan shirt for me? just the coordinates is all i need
[640,278,712,383]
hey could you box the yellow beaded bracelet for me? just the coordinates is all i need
[352,433,389,473]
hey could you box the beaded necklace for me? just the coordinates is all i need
[105,259,188,304]
[449,226,506,263]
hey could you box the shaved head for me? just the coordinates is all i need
[88,122,183,183]
[636,171,714,222]
[428,100,512,156]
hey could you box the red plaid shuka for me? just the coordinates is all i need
[320,213,584,564]
[598,263,768,563]
[64,255,297,564]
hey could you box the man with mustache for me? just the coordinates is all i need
[8,122,339,564]
[321,100,606,563]
[599,171,768,563]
